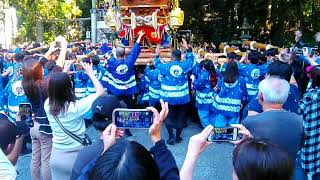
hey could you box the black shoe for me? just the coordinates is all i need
[166,138,175,145]
[125,129,133,137]
[175,137,183,144]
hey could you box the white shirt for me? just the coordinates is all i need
[44,93,99,150]
[0,149,17,180]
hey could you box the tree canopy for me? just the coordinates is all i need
[9,0,320,46]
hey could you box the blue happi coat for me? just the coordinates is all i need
[212,77,247,118]
[193,69,215,110]
[87,64,106,94]
[5,76,29,119]
[102,43,141,96]
[74,71,89,99]
[154,52,194,105]
[145,65,162,104]
[238,63,269,100]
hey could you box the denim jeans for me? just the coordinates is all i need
[198,109,215,128]
[214,114,239,128]
[30,122,53,180]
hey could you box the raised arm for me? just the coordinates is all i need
[180,125,213,180]
[126,31,145,66]
[56,36,68,68]
[82,62,105,97]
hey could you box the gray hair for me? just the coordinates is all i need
[258,77,290,105]
[116,47,125,59]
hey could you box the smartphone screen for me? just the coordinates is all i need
[19,103,33,127]
[207,127,238,142]
[74,63,84,72]
[112,109,153,129]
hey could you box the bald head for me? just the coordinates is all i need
[258,77,290,105]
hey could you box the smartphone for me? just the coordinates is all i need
[207,127,238,142]
[19,103,34,127]
[74,63,84,72]
[112,109,153,129]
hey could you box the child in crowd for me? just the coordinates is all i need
[213,60,248,127]
[192,59,217,128]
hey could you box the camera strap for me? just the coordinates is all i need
[53,115,92,146]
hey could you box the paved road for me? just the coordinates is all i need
[16,122,233,180]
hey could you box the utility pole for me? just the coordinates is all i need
[91,0,97,44]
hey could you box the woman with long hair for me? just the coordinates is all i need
[44,62,104,179]
[212,60,248,127]
[192,59,217,128]
[22,57,53,180]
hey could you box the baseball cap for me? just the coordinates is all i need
[91,95,124,131]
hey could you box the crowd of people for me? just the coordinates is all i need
[0,28,320,180]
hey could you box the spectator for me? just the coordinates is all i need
[0,113,28,179]
[242,77,304,160]
[89,100,180,180]
[299,65,320,179]
[44,61,105,180]
[22,57,53,180]
[245,60,300,117]
[180,125,293,180]
[71,95,124,179]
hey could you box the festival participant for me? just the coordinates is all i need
[101,30,145,100]
[144,64,161,106]
[4,59,29,119]
[89,100,180,180]
[180,126,294,180]
[0,68,11,111]
[86,55,106,95]
[22,57,53,180]
[154,45,195,145]
[137,70,150,107]
[299,65,320,179]
[192,59,217,128]
[212,60,247,127]
[238,51,269,100]
[74,58,90,99]
[245,61,300,117]
[44,61,105,180]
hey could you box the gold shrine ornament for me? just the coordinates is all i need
[104,8,117,28]
[169,7,184,28]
